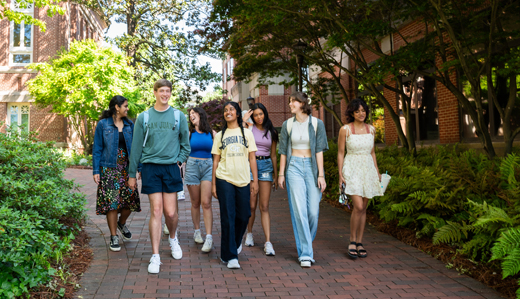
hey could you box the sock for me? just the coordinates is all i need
[152,254,160,259]
[194,229,201,233]
[206,234,212,239]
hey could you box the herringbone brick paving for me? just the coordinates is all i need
[65,169,503,299]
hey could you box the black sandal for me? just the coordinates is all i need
[356,243,367,258]
[348,241,358,259]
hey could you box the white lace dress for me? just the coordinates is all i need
[341,124,382,199]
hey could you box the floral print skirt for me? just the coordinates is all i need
[96,148,141,215]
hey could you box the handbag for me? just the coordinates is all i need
[339,183,351,209]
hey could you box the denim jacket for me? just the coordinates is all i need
[278,116,329,187]
[92,117,141,175]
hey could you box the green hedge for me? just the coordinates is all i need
[0,126,86,299]
[323,141,520,298]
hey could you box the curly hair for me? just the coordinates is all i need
[289,92,312,115]
[345,98,370,124]
[220,101,248,149]
[189,107,213,139]
[251,103,279,143]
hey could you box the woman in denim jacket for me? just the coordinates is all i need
[93,95,141,252]
[278,92,328,268]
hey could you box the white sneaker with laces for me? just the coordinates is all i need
[300,260,311,268]
[169,238,183,260]
[193,230,204,244]
[227,259,240,269]
[201,237,213,253]
[178,190,186,201]
[163,224,169,235]
[264,242,275,256]
[245,232,254,247]
[148,255,162,274]
[237,244,242,254]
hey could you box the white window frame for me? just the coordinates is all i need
[9,1,34,66]
[7,103,31,132]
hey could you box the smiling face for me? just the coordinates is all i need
[189,110,200,127]
[289,98,303,114]
[252,108,264,125]
[116,101,129,118]
[223,104,238,123]
[352,105,367,123]
[153,86,172,106]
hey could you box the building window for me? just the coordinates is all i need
[9,1,34,66]
[7,103,30,132]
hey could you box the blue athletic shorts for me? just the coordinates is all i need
[141,163,183,194]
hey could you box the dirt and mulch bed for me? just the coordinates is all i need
[29,219,93,299]
[328,200,519,299]
[67,165,93,170]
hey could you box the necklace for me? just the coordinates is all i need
[296,119,306,140]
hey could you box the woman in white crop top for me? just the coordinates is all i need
[278,92,328,268]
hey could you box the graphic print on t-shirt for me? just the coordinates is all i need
[221,135,247,157]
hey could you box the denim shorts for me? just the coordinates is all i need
[250,158,274,182]
[185,157,213,185]
[141,163,183,194]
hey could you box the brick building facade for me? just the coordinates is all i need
[0,1,106,148]
[224,18,500,147]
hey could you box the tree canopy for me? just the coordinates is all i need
[1,0,65,31]
[26,40,144,153]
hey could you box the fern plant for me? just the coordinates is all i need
[490,227,520,299]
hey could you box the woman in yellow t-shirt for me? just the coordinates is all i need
[211,101,258,269]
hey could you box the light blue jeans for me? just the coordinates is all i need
[286,156,322,262]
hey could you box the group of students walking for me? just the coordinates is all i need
[92,79,383,274]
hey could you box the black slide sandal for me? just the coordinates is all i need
[356,243,367,258]
[348,241,358,259]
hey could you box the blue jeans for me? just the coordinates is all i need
[215,178,251,262]
[286,157,322,262]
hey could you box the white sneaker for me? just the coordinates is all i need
[227,259,240,269]
[193,230,204,244]
[163,224,169,235]
[201,237,213,253]
[245,233,254,247]
[178,190,185,201]
[264,242,275,256]
[169,238,183,260]
[148,255,162,274]
[237,244,242,254]
[300,260,311,268]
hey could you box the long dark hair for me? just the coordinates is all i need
[345,98,370,124]
[189,107,213,139]
[99,95,129,121]
[219,101,248,149]
[251,103,279,143]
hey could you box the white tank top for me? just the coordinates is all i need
[291,116,311,149]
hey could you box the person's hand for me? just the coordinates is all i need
[251,180,259,195]
[93,174,100,185]
[128,177,137,191]
[278,175,285,189]
[243,109,253,121]
[137,172,142,180]
[212,184,218,199]
[378,173,382,182]
[272,178,277,191]
[339,175,346,189]
[318,176,327,193]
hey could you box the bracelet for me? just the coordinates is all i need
[279,174,285,176]
[318,175,324,178]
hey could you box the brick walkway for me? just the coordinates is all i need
[66,169,503,299]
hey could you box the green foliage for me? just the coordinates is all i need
[58,149,93,167]
[0,125,86,299]
[0,0,65,31]
[490,227,520,298]
[26,40,144,154]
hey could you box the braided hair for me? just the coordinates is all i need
[220,101,248,149]
[251,103,279,143]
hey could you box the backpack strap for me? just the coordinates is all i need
[142,109,150,147]
[173,108,180,130]
[286,116,318,135]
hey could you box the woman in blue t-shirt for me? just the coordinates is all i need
[185,107,216,252]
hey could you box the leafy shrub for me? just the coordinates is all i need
[0,126,86,298]
[198,98,226,131]
[58,148,93,167]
